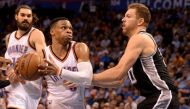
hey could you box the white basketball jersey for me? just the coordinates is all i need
[44,41,85,105]
[5,27,42,99]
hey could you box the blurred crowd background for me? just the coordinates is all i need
[0,0,190,109]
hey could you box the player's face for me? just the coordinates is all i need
[53,20,73,44]
[121,9,139,36]
[15,8,33,31]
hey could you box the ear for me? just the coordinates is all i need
[50,29,54,36]
[137,18,144,26]
[15,14,18,20]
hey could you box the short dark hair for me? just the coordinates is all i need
[49,17,69,30]
[15,5,39,24]
[128,3,151,26]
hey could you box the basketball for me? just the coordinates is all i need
[17,53,42,81]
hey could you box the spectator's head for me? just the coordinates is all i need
[92,102,99,109]
[103,102,110,109]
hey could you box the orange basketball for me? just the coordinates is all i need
[17,53,42,81]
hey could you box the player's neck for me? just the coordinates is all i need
[129,27,146,38]
[51,42,70,58]
[17,28,30,37]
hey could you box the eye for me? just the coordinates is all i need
[126,14,130,18]
[61,26,67,30]
[27,14,32,18]
[20,13,25,17]
[69,27,73,31]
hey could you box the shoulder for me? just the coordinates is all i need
[74,42,90,61]
[129,33,153,47]
[5,33,11,39]
[5,33,12,45]
[75,42,88,50]
[31,28,44,37]
[29,28,45,42]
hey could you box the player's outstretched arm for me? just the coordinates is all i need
[29,29,46,53]
[92,76,126,88]
[92,34,144,87]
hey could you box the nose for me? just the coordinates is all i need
[121,17,125,22]
[66,29,72,34]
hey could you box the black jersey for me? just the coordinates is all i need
[128,32,177,97]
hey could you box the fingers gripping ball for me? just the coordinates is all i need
[17,53,42,81]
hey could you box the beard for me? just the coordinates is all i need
[17,20,32,31]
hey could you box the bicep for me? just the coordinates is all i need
[117,37,143,73]
[75,42,90,63]
[31,30,46,52]
[5,34,10,48]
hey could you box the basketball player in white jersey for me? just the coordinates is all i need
[37,17,93,109]
[4,5,46,109]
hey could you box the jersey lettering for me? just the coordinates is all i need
[7,45,28,55]
[128,67,137,84]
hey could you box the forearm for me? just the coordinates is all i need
[92,67,123,83]
[60,62,93,86]
[92,80,124,88]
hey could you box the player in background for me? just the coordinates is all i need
[4,5,46,109]
[37,17,93,109]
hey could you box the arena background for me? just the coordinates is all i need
[0,0,189,109]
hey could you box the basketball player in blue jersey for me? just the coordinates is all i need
[4,5,46,109]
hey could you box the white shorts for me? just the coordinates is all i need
[6,92,40,109]
[5,79,42,109]
[46,99,85,109]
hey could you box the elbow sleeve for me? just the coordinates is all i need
[60,62,93,86]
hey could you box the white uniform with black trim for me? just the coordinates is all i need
[44,41,85,109]
[5,27,42,109]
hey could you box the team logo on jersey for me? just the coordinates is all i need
[7,45,28,55]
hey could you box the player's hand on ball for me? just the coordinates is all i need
[38,59,60,76]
